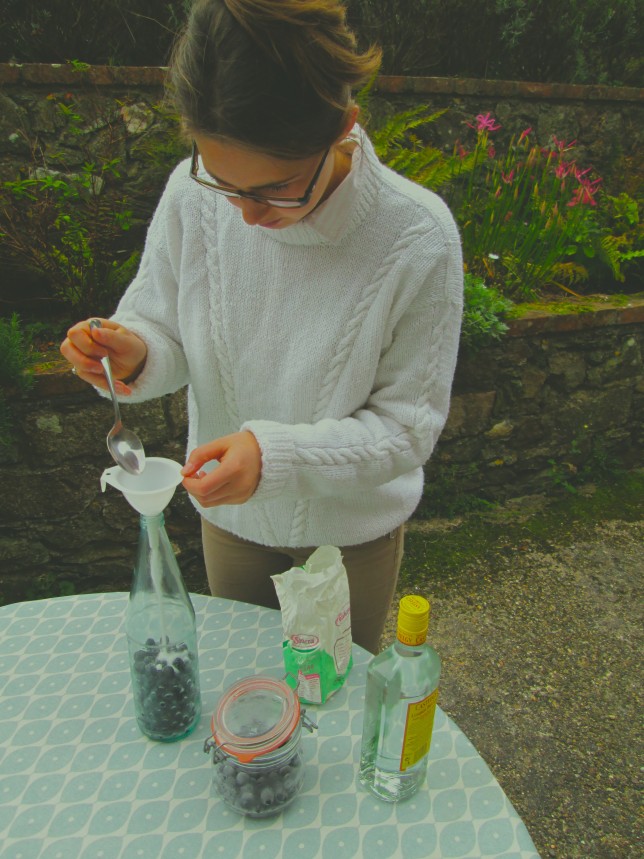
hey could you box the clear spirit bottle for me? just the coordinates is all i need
[359,595,441,801]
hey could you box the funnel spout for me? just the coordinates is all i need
[101,466,121,494]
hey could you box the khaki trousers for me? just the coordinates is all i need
[200,519,404,654]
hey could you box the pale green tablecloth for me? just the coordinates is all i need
[0,593,540,858]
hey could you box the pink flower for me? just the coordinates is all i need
[567,177,602,207]
[572,165,592,181]
[518,127,532,142]
[554,162,574,179]
[466,113,502,133]
[501,169,515,184]
[552,135,576,153]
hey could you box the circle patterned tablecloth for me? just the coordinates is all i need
[0,593,540,859]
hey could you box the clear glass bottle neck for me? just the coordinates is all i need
[140,513,165,529]
[394,634,428,655]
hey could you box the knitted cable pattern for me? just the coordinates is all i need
[111,130,463,549]
[312,221,434,422]
[201,194,241,428]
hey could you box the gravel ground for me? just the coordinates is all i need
[380,490,643,859]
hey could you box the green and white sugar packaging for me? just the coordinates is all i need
[272,546,353,705]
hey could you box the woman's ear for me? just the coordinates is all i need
[337,103,360,141]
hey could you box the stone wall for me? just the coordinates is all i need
[1,65,642,191]
[0,67,643,604]
[1,298,642,607]
[371,76,644,191]
[425,297,644,514]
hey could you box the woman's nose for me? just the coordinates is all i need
[230,197,271,225]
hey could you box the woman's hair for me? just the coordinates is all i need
[168,0,381,158]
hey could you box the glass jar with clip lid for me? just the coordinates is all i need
[204,675,317,817]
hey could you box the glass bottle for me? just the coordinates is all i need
[359,594,441,801]
[125,513,201,742]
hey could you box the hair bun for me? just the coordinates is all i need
[169,0,381,156]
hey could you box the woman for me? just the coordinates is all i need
[61,0,463,654]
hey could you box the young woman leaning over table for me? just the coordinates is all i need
[60,0,463,654]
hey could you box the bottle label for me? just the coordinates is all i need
[397,629,427,647]
[296,669,322,704]
[400,688,439,771]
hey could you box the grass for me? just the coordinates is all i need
[508,290,644,319]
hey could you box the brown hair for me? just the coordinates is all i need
[168,0,381,158]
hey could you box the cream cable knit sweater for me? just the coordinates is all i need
[111,129,463,547]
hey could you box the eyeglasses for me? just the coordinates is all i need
[189,142,330,208]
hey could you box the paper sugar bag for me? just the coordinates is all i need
[271,546,353,705]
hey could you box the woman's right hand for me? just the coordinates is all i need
[60,318,148,396]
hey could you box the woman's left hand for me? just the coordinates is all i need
[180,431,262,506]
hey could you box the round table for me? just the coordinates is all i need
[0,593,540,858]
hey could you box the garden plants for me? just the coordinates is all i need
[0,313,33,446]
[0,93,140,318]
[372,105,643,302]
[447,116,643,298]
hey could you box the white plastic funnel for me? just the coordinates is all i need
[101,457,184,516]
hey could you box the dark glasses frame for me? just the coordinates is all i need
[189,142,330,208]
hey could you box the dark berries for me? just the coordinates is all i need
[130,639,199,740]
[211,749,304,817]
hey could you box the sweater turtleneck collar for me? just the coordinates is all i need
[262,127,380,247]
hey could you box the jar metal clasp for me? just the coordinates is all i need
[203,736,227,763]
[301,708,317,733]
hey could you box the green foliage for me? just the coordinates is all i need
[0,313,33,391]
[490,0,642,86]
[346,0,642,86]
[0,92,142,316]
[445,124,609,298]
[128,101,189,187]
[416,463,496,519]
[0,0,191,66]
[461,275,513,350]
[371,106,474,191]
[369,103,643,301]
[591,193,644,284]
[0,84,189,322]
[546,458,579,494]
[1,0,640,85]
[23,572,76,602]
[0,67,639,350]
[0,313,33,447]
[547,431,624,495]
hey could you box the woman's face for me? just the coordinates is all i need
[192,134,346,229]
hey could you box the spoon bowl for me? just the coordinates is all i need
[90,319,146,475]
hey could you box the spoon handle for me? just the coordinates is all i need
[101,356,123,424]
[89,320,122,426]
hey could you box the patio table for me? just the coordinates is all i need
[0,592,540,858]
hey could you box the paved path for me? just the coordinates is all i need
[385,492,643,859]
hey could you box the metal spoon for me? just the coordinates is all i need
[90,319,146,475]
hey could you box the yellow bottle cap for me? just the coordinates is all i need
[397,595,430,646]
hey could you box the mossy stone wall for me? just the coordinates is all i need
[1,66,642,189]
[1,298,642,607]
[426,298,644,515]
[0,68,642,604]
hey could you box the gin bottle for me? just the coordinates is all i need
[125,513,201,741]
[359,595,440,801]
